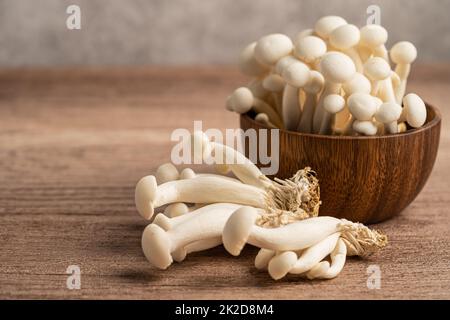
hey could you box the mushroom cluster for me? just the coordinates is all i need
[227,16,427,135]
[136,131,387,280]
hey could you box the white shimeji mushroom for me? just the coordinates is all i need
[319,94,345,134]
[155,163,179,184]
[294,28,315,43]
[294,36,327,68]
[267,233,341,280]
[313,52,356,133]
[352,120,378,136]
[254,34,294,66]
[135,175,265,220]
[297,70,325,133]
[329,24,363,72]
[390,41,417,103]
[238,42,270,77]
[262,73,286,116]
[343,92,378,135]
[278,61,310,130]
[359,24,389,61]
[306,238,347,279]
[363,57,391,97]
[228,87,283,127]
[374,102,403,134]
[402,93,427,128]
[255,113,277,128]
[142,203,246,269]
[314,16,348,40]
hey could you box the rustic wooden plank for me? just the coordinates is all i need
[0,66,449,299]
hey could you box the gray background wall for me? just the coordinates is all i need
[0,0,449,66]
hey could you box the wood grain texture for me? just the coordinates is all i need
[240,105,441,223]
[0,66,449,299]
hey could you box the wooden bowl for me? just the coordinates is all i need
[240,103,441,223]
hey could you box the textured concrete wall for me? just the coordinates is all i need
[0,0,449,66]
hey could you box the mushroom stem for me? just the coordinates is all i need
[142,203,247,269]
[268,232,341,280]
[255,113,277,128]
[135,175,265,220]
[297,93,317,133]
[172,237,222,262]
[282,84,302,130]
[312,82,340,132]
[319,94,345,135]
[255,248,276,270]
[306,238,347,279]
[374,102,403,134]
[194,132,270,189]
[297,71,324,133]
[390,41,417,103]
[313,52,356,133]
[229,87,283,128]
[223,208,387,258]
[223,208,342,256]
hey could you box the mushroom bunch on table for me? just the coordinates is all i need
[226,16,427,135]
[136,132,387,280]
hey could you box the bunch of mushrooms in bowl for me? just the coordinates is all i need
[231,16,441,223]
[135,132,387,280]
[227,16,427,135]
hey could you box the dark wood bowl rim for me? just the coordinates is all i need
[242,103,441,140]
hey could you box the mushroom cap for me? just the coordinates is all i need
[164,202,190,218]
[153,213,173,231]
[254,34,293,66]
[135,175,157,220]
[282,62,310,87]
[303,70,324,94]
[352,120,378,135]
[363,57,391,81]
[314,16,347,39]
[294,28,315,43]
[403,93,427,128]
[390,41,418,65]
[319,52,356,83]
[230,87,254,113]
[360,24,388,47]
[171,247,188,263]
[329,24,360,50]
[255,113,270,124]
[179,168,196,180]
[274,55,299,75]
[155,163,179,184]
[254,248,276,270]
[222,206,259,256]
[141,224,173,270]
[323,94,346,114]
[294,36,327,63]
[262,74,286,92]
[347,93,377,120]
[375,102,403,123]
[342,72,372,95]
[268,251,298,280]
[238,42,269,77]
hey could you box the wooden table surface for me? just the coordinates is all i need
[0,65,449,299]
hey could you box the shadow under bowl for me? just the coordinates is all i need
[240,103,441,224]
